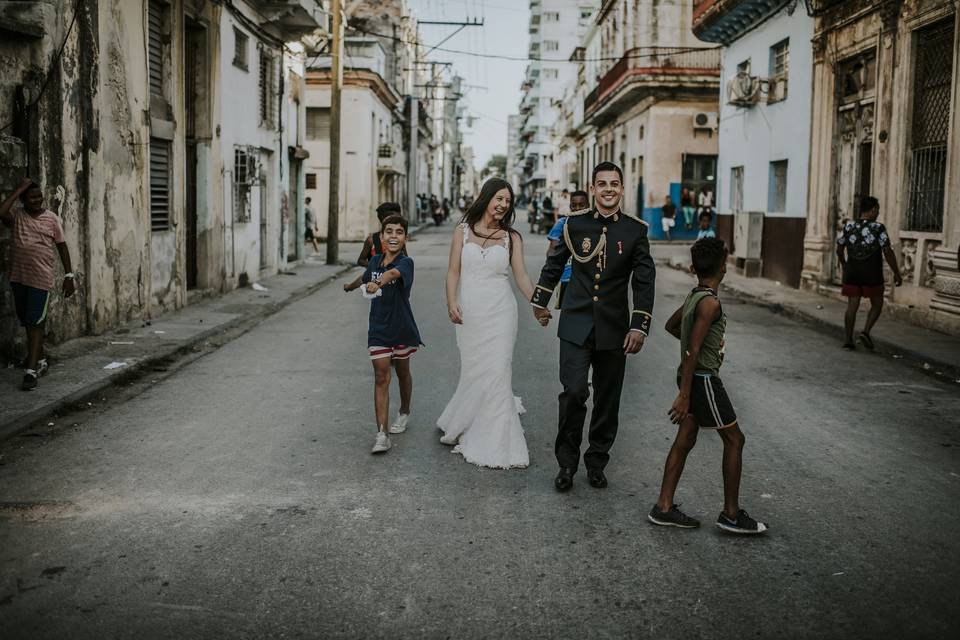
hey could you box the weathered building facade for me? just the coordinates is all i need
[573,0,721,237]
[0,0,323,362]
[693,0,814,286]
[803,0,960,333]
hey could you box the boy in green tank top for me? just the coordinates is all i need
[648,238,767,535]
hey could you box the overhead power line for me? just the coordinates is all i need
[352,26,720,63]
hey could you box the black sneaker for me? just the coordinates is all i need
[648,504,700,528]
[842,342,856,351]
[716,509,768,534]
[858,332,875,351]
[21,372,38,391]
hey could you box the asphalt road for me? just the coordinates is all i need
[2,224,959,639]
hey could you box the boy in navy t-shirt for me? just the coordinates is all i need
[361,215,422,454]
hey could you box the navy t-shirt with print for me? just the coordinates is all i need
[362,254,423,348]
[837,218,890,286]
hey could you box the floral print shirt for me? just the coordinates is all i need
[837,219,890,260]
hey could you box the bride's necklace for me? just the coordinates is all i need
[473,224,504,249]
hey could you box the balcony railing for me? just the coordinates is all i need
[584,46,721,113]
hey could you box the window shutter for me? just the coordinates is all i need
[148,0,164,97]
[150,139,171,231]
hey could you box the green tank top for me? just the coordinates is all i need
[679,288,726,376]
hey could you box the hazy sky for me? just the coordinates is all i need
[407,0,529,168]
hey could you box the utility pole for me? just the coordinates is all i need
[407,95,418,223]
[326,0,343,265]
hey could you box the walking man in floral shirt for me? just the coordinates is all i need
[836,196,902,351]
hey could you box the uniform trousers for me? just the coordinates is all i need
[556,331,627,471]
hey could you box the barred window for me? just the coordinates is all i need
[233,147,252,223]
[259,47,278,128]
[906,18,955,232]
[305,173,317,189]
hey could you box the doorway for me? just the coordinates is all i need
[184,22,203,289]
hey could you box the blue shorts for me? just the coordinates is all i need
[10,282,51,327]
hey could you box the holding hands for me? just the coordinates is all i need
[532,307,551,327]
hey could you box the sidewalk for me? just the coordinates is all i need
[656,244,960,384]
[0,235,394,441]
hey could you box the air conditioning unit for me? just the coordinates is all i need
[726,71,761,107]
[767,75,788,103]
[733,211,764,260]
[693,111,718,130]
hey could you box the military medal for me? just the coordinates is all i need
[582,237,592,253]
[617,241,623,255]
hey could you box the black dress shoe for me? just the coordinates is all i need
[554,467,575,492]
[587,468,608,488]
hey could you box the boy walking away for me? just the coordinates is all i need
[836,196,902,351]
[649,237,767,535]
[304,197,321,253]
[661,195,677,241]
[343,202,406,292]
[0,178,76,390]
[361,215,422,454]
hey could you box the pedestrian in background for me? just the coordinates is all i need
[650,237,767,534]
[661,194,677,241]
[303,197,321,253]
[696,209,716,239]
[681,187,696,230]
[546,190,589,309]
[360,215,422,454]
[836,196,902,351]
[0,178,76,391]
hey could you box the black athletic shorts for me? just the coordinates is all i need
[678,374,737,429]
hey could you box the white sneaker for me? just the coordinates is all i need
[389,413,410,434]
[36,359,49,377]
[371,431,391,454]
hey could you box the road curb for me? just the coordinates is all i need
[662,260,960,384]
[0,262,358,443]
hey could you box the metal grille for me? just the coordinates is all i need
[147,0,165,97]
[906,18,955,232]
[149,139,171,231]
[233,147,252,223]
[259,48,278,128]
[305,108,330,140]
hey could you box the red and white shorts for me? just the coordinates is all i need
[369,345,418,361]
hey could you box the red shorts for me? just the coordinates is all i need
[841,283,884,298]
[369,345,417,361]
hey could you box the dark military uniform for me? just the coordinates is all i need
[531,207,656,471]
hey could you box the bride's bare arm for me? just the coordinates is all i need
[509,232,535,301]
[446,225,464,324]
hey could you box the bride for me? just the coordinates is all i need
[437,178,544,469]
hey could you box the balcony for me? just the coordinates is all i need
[253,0,325,40]
[584,46,721,126]
[692,0,792,45]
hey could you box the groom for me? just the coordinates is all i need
[531,162,656,491]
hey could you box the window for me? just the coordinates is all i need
[149,138,171,231]
[305,173,317,189]
[259,47,278,128]
[233,28,248,70]
[147,0,167,97]
[768,160,788,213]
[839,51,877,100]
[544,11,559,21]
[768,39,789,103]
[906,18,955,232]
[233,146,252,222]
[730,166,744,213]
[543,68,559,80]
[543,40,559,52]
[579,8,593,26]
[305,107,330,140]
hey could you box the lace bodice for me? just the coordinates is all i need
[461,223,510,280]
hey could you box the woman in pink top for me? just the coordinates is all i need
[0,178,75,390]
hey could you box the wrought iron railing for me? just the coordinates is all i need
[584,47,721,112]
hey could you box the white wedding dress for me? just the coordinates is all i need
[437,223,529,469]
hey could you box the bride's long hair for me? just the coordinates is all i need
[461,178,520,254]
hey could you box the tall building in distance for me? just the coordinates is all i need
[517,0,600,203]
[506,114,523,189]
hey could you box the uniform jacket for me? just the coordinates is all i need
[532,208,655,350]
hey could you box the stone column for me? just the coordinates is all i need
[929,4,960,329]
